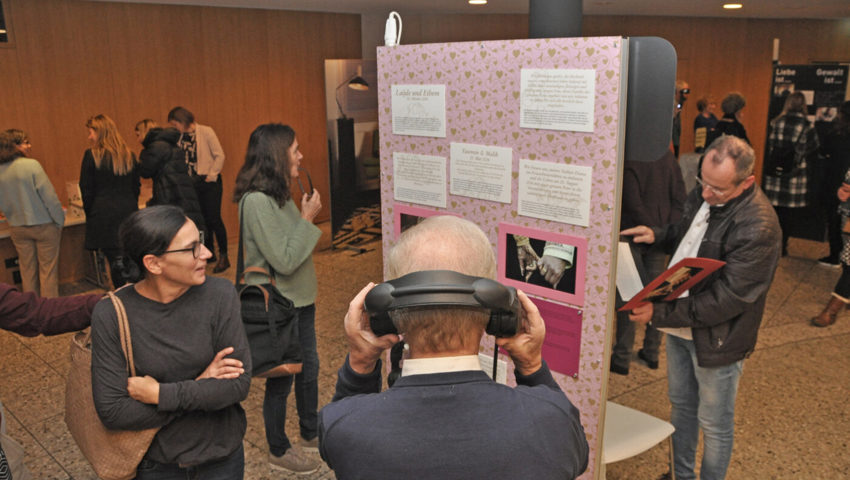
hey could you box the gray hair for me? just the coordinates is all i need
[386,216,495,354]
[704,134,755,182]
[388,215,495,280]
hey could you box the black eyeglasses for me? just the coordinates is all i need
[159,232,205,259]
[297,167,313,197]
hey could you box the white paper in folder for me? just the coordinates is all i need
[616,241,643,301]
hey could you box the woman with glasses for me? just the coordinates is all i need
[233,123,322,475]
[80,114,140,288]
[90,205,251,479]
[0,130,65,297]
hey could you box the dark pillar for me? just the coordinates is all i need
[528,0,582,39]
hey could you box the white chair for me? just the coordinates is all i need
[601,401,675,479]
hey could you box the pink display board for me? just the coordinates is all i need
[377,37,626,478]
[533,296,584,377]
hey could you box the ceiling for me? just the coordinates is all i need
[93,0,850,20]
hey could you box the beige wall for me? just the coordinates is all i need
[1,0,362,230]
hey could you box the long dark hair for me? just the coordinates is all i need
[118,205,189,282]
[233,123,295,206]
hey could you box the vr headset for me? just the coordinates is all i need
[364,270,521,338]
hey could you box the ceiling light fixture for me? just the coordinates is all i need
[469,0,487,5]
[723,3,743,9]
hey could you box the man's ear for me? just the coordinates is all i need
[741,175,756,190]
[142,254,163,276]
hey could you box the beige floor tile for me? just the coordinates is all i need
[4,236,849,479]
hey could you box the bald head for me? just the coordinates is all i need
[386,216,495,355]
[388,216,496,280]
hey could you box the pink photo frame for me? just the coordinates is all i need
[498,223,587,307]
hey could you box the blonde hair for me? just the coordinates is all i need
[86,114,136,175]
[135,119,158,140]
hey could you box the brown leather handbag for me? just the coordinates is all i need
[64,291,159,480]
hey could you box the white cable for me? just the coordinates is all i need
[384,11,402,47]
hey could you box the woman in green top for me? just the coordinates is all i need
[233,123,323,474]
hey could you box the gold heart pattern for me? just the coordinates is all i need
[376,38,625,466]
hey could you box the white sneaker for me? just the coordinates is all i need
[269,447,320,475]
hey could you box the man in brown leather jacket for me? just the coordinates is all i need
[622,135,781,480]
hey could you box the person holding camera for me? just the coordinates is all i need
[672,80,690,157]
[318,216,588,480]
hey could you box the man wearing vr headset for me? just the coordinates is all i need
[318,216,588,479]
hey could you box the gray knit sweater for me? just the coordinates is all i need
[90,277,251,467]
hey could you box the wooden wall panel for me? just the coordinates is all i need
[3,0,847,245]
[2,0,360,242]
[584,16,850,177]
[401,14,529,45]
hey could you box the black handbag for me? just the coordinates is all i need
[236,201,302,378]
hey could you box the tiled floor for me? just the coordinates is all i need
[1,235,848,479]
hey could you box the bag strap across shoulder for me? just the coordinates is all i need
[237,196,277,287]
[106,291,137,377]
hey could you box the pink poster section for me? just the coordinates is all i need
[378,37,625,478]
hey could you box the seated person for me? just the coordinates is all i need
[318,216,588,480]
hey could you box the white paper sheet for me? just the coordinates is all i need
[616,241,643,301]
[517,159,592,227]
[391,85,447,138]
[449,142,513,204]
[393,152,447,208]
[520,68,596,132]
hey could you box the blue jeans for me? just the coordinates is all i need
[134,443,244,480]
[666,335,743,480]
[263,304,319,456]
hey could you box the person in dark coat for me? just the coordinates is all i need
[611,150,686,375]
[137,126,206,233]
[80,114,140,288]
[815,101,850,267]
[705,92,750,147]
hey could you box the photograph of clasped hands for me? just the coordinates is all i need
[506,234,578,295]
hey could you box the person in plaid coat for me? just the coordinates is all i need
[762,92,820,255]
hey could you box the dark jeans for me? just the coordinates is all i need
[102,248,127,288]
[612,251,667,368]
[194,176,228,255]
[263,304,319,456]
[774,206,798,254]
[825,195,842,259]
[134,443,244,480]
[834,264,850,299]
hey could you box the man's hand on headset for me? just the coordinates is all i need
[495,290,545,376]
[344,283,401,374]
